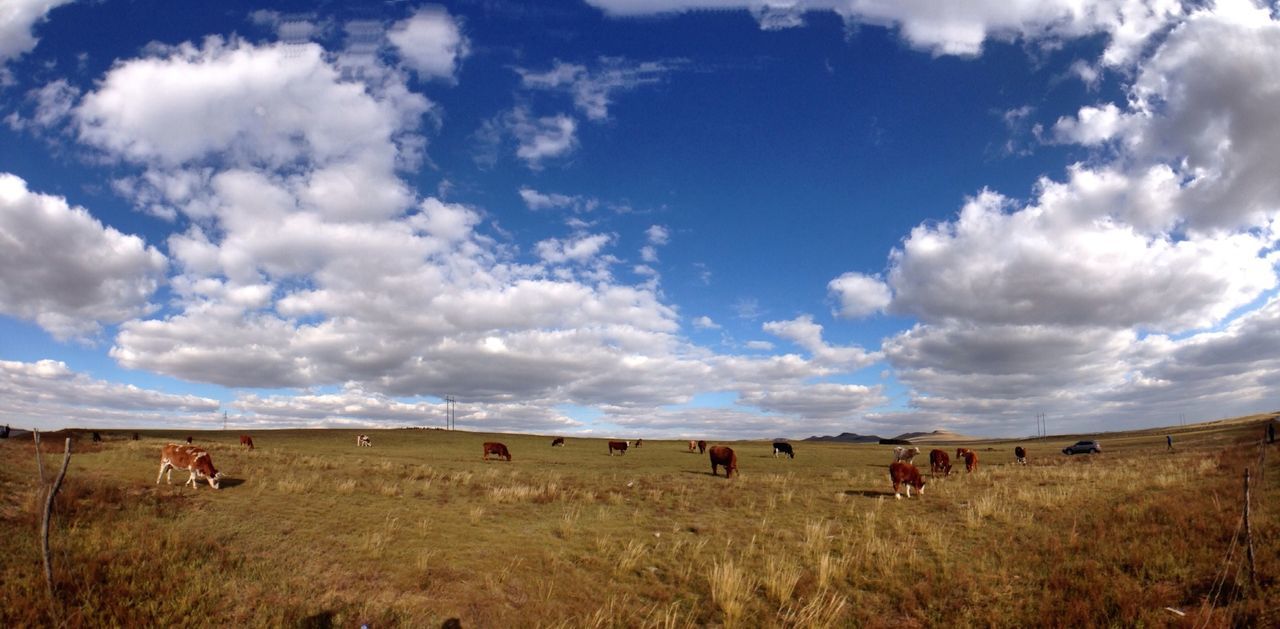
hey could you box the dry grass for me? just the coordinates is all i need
[0,419,1277,626]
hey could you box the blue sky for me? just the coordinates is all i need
[4,0,1280,438]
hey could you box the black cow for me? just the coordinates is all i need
[772,442,795,459]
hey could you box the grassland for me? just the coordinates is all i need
[1,416,1277,627]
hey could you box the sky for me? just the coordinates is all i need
[3,0,1280,439]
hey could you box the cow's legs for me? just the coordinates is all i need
[157,461,171,484]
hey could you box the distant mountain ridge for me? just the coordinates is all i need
[803,432,882,443]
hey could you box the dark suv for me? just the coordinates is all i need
[1062,440,1101,455]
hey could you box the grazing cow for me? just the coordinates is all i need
[956,447,973,462]
[889,461,926,499]
[357,434,372,447]
[186,436,193,444]
[893,446,920,464]
[961,450,979,473]
[688,440,698,452]
[91,431,102,443]
[131,432,139,441]
[709,446,737,478]
[929,449,951,477]
[551,437,565,447]
[1014,446,1027,465]
[697,440,707,454]
[772,442,795,459]
[240,435,255,449]
[157,444,222,489]
[608,440,629,455]
[482,442,512,461]
[635,439,643,447]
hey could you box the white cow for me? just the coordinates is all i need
[892,446,920,464]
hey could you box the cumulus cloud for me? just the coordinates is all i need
[0,0,75,65]
[828,272,891,318]
[584,0,1182,63]
[388,6,469,82]
[535,232,613,265]
[518,186,597,212]
[693,315,720,330]
[0,173,167,340]
[0,358,220,430]
[510,109,578,168]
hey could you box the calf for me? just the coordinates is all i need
[889,461,925,499]
[482,442,512,461]
[961,449,979,473]
[929,449,951,477]
[357,434,372,447]
[697,440,707,454]
[956,447,973,461]
[157,444,222,489]
[608,440,629,455]
[893,446,920,464]
[1014,446,1027,465]
[551,437,565,447]
[709,446,737,478]
[240,434,255,449]
[772,442,795,458]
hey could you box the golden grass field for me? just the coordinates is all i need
[1,414,1277,627]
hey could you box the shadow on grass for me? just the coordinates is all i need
[298,610,334,628]
[218,477,246,489]
[846,489,894,498]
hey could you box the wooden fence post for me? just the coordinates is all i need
[42,438,72,607]
[33,429,46,486]
[1244,468,1256,589]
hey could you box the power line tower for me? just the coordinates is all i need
[444,396,456,430]
[222,410,227,432]
[1035,412,1046,438]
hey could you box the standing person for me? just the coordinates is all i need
[1166,435,1173,451]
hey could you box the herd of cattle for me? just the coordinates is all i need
[151,432,1036,497]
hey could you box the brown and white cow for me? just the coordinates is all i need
[893,446,920,464]
[1014,446,1027,465]
[240,434,255,449]
[551,437,565,447]
[688,440,697,452]
[357,434,372,447]
[929,449,951,477]
[961,449,979,473]
[889,461,925,499]
[157,444,222,489]
[482,442,512,461]
[608,440,629,455]
[709,445,737,478]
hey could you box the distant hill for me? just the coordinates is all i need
[803,432,882,443]
[892,429,982,444]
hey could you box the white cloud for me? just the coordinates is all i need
[0,173,167,340]
[585,0,1182,64]
[0,0,74,65]
[692,315,720,330]
[536,232,614,265]
[518,186,597,212]
[763,315,880,369]
[0,359,220,431]
[1052,103,1127,146]
[827,272,891,318]
[646,224,670,245]
[509,108,578,168]
[518,57,676,120]
[388,6,469,82]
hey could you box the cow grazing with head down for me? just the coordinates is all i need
[608,440,629,455]
[157,444,222,489]
[929,449,951,477]
[709,446,737,478]
[1014,446,1027,465]
[357,434,372,447]
[551,437,565,447]
[961,449,978,473]
[889,461,925,499]
[697,440,707,454]
[240,435,254,449]
[772,442,795,458]
[893,446,920,464]
[482,442,511,461]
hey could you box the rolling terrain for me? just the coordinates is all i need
[1,416,1277,627]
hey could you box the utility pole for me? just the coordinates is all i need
[222,410,227,431]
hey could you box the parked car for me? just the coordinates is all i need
[1062,440,1101,455]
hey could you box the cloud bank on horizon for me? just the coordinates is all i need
[2,0,1280,438]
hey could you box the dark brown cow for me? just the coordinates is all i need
[131,432,139,441]
[186,436,193,444]
[551,437,565,447]
[889,461,926,499]
[240,434,255,449]
[697,440,707,454]
[157,443,222,489]
[1014,446,1027,465]
[635,439,643,447]
[961,449,979,473]
[608,440,628,455]
[91,431,102,442]
[929,449,951,477]
[482,442,511,461]
[709,445,737,478]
